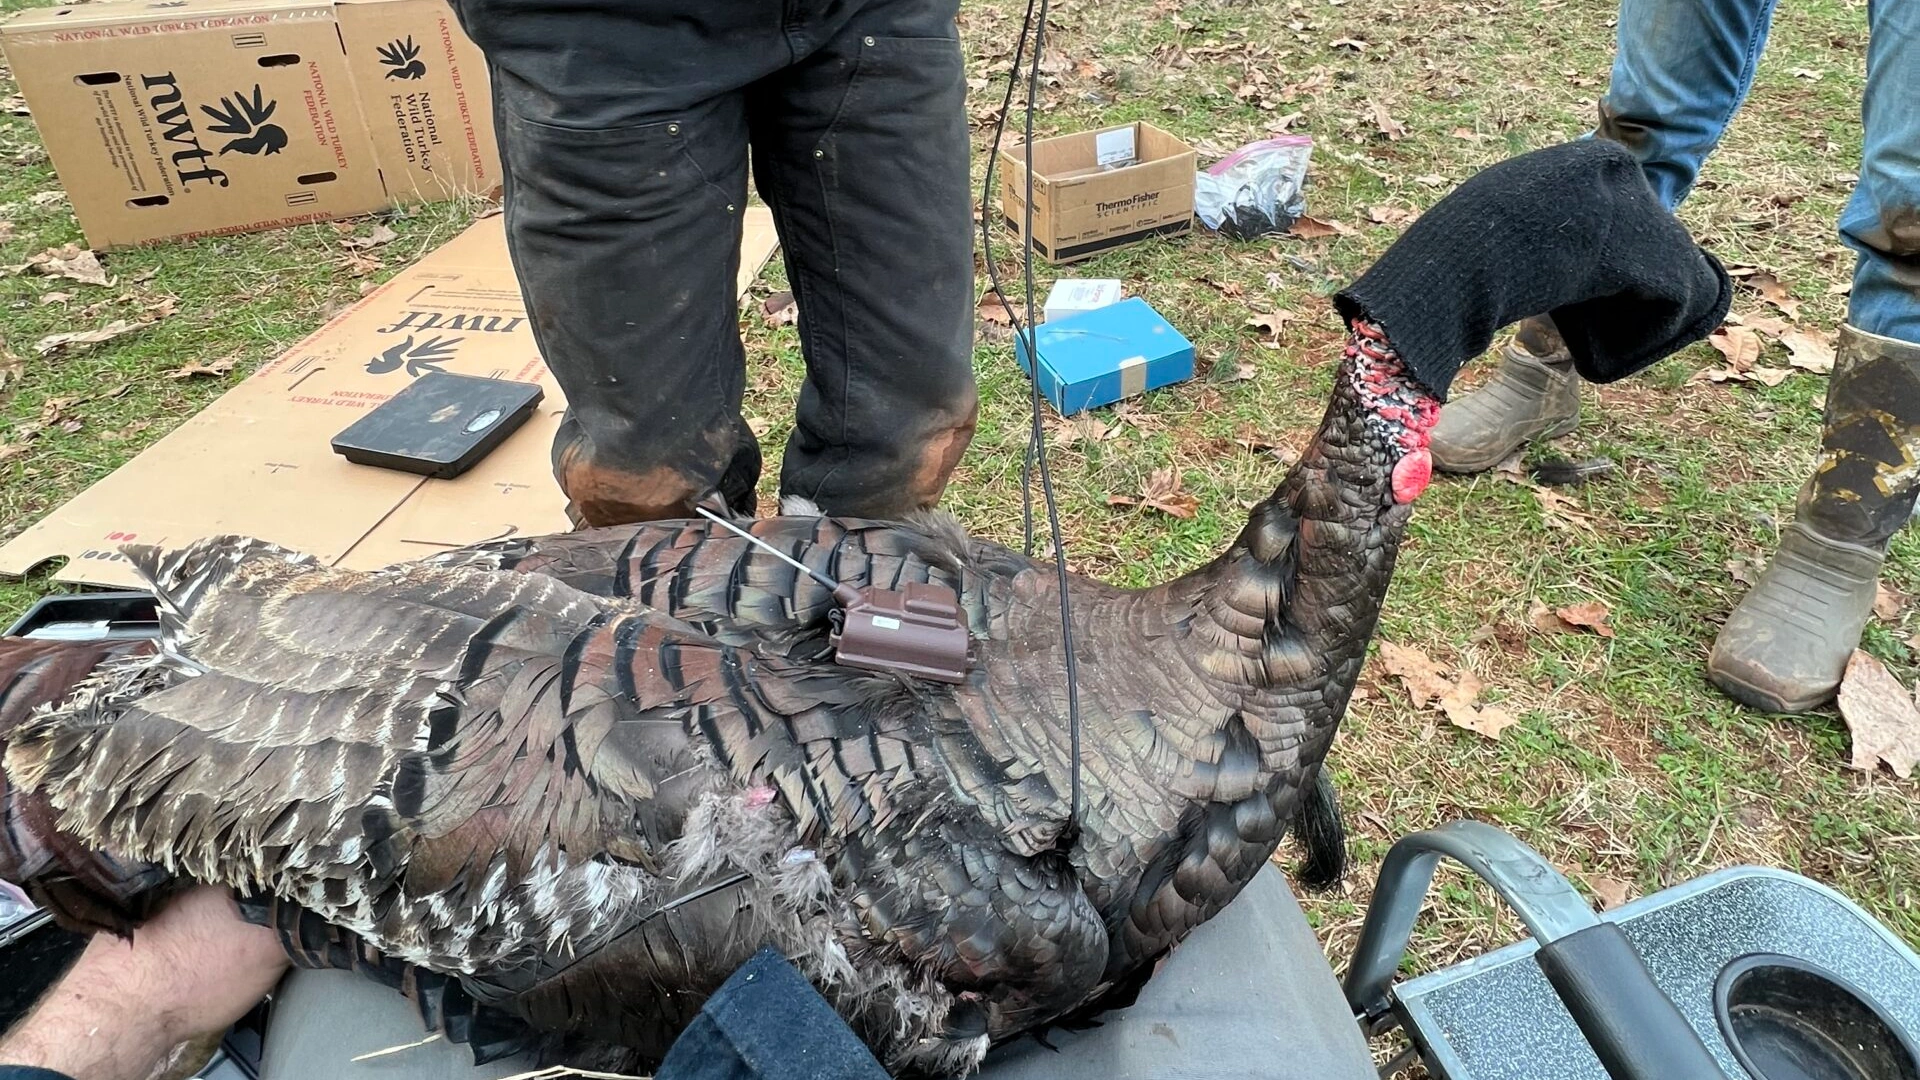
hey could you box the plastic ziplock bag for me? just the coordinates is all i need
[1195,135,1314,240]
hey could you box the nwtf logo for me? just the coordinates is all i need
[378,37,427,80]
[142,75,288,189]
[366,335,463,377]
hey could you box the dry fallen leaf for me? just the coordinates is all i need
[1050,413,1119,448]
[1288,215,1349,239]
[1875,583,1907,622]
[1380,643,1517,739]
[1137,467,1200,519]
[978,291,1022,326]
[34,319,142,357]
[1198,276,1244,298]
[1709,325,1761,372]
[1494,452,1531,486]
[1413,174,1447,187]
[1533,486,1593,528]
[1329,37,1368,50]
[166,353,241,379]
[1554,600,1616,638]
[1780,330,1836,374]
[21,244,111,286]
[1742,270,1802,320]
[1378,641,1454,708]
[1738,312,1793,338]
[1366,205,1415,226]
[38,291,71,306]
[1726,558,1757,587]
[745,416,772,437]
[1246,309,1297,340]
[1528,598,1569,634]
[1835,650,1920,778]
[1588,876,1631,911]
[1440,675,1518,739]
[341,223,399,250]
[0,348,21,405]
[761,290,799,327]
[1370,100,1407,141]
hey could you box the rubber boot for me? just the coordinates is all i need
[1428,316,1582,473]
[1709,325,1920,712]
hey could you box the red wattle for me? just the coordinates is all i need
[1392,450,1432,503]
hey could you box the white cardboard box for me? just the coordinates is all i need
[1043,279,1124,323]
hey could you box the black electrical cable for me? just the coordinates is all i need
[978,0,1081,847]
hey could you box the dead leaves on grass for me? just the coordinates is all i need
[34,319,144,357]
[1369,100,1407,141]
[1836,650,1920,779]
[166,353,242,380]
[761,290,799,328]
[340,223,398,250]
[1245,309,1297,345]
[1288,215,1353,240]
[1875,583,1907,622]
[1528,598,1616,637]
[1533,486,1595,529]
[1108,466,1199,519]
[6,244,112,287]
[1780,330,1836,374]
[1378,641,1518,740]
[1695,314,1833,385]
[977,291,1024,341]
[1587,876,1632,911]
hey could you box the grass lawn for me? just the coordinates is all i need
[3,0,1915,1018]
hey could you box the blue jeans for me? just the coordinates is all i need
[1600,0,1920,342]
[656,948,890,1080]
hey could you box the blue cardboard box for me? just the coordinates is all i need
[1014,297,1195,416]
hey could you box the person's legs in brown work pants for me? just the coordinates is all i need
[449,0,979,526]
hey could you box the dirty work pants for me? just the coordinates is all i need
[445,0,979,525]
[1598,0,1920,343]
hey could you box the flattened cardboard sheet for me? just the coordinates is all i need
[0,207,779,588]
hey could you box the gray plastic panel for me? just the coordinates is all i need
[260,866,1371,1079]
[982,866,1374,1080]
[1393,867,1920,1080]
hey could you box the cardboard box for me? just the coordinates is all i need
[1,0,499,250]
[1014,297,1194,415]
[334,0,498,205]
[0,207,779,589]
[1042,278,1123,323]
[999,122,1196,264]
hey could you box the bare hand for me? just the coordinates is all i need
[0,884,288,1080]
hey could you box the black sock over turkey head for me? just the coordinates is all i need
[0,140,1729,1078]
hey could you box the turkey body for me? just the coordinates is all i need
[1,338,1424,1077]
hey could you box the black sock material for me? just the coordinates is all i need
[1333,139,1732,401]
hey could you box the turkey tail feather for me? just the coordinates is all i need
[123,535,317,656]
[0,635,172,933]
[1290,767,1346,891]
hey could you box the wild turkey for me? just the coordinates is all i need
[0,141,1727,1078]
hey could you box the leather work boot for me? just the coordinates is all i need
[1429,315,1582,473]
[1710,325,1920,712]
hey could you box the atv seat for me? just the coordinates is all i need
[259,866,1374,1080]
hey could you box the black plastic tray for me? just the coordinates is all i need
[6,591,160,640]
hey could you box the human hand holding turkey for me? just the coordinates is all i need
[0,884,287,1080]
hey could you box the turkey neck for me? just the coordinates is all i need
[1155,321,1438,765]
